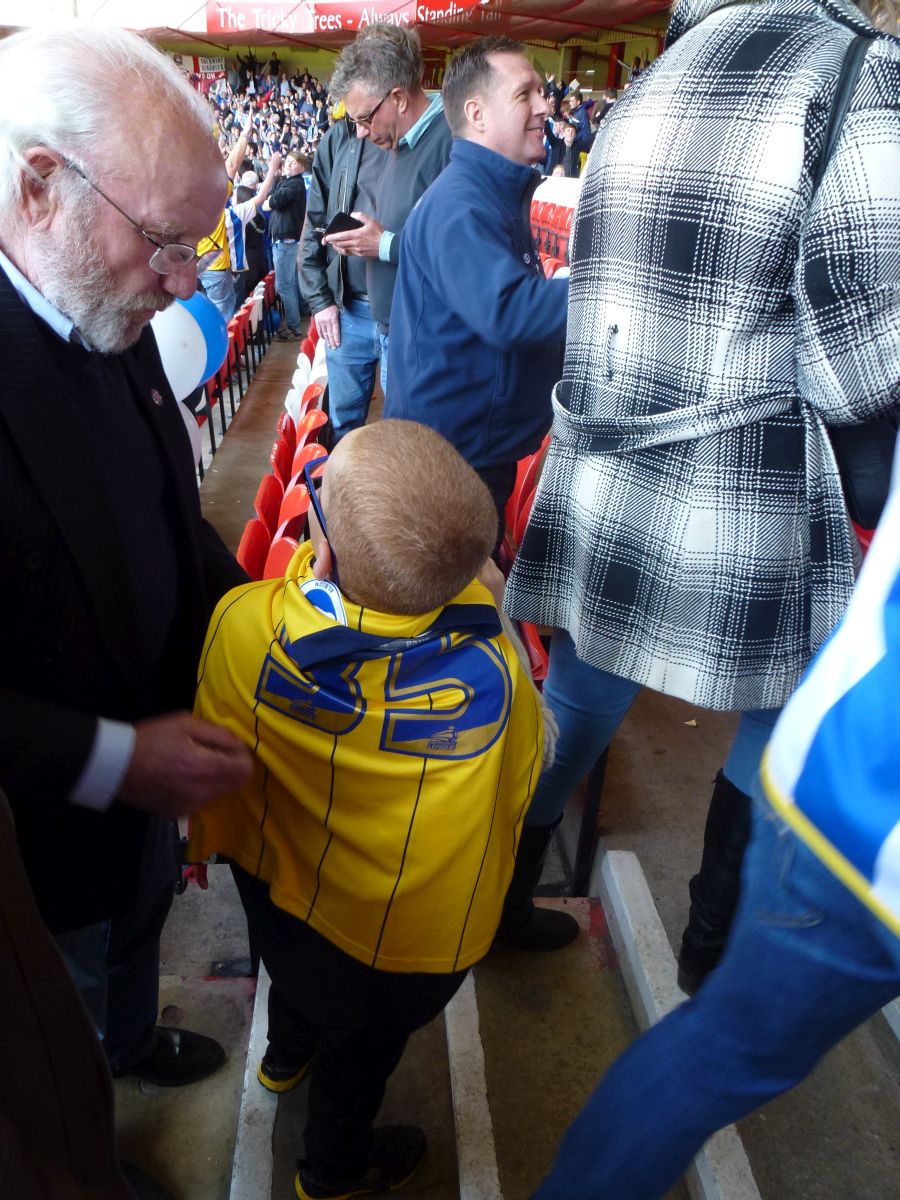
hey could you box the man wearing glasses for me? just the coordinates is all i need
[299,110,387,441]
[322,24,451,400]
[0,26,252,1192]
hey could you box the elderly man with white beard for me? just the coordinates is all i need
[0,26,252,1196]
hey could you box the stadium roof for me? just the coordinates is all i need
[136,1,669,53]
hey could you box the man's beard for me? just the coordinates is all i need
[32,194,175,355]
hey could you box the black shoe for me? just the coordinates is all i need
[121,1161,176,1200]
[294,1125,426,1199]
[495,904,580,951]
[494,822,580,952]
[677,771,752,996]
[257,1049,315,1093]
[676,949,717,997]
[113,1026,225,1087]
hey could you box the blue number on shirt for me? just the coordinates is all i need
[379,635,511,760]
[255,655,366,735]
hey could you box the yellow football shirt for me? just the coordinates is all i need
[189,543,543,973]
[197,181,232,270]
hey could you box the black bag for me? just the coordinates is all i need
[814,34,898,530]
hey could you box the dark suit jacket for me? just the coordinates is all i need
[0,271,246,932]
[0,792,129,1198]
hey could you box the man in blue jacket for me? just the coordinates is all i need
[387,36,567,554]
[387,39,571,954]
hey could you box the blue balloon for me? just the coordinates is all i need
[177,291,229,383]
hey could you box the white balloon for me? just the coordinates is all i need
[176,400,203,466]
[151,303,207,403]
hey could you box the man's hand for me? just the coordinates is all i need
[477,558,506,609]
[119,712,252,819]
[314,305,341,349]
[269,150,282,175]
[323,211,385,259]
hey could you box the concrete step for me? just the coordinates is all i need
[227,865,752,1200]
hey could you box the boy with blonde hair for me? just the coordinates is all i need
[189,419,547,1200]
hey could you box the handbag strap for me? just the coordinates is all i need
[811,34,873,193]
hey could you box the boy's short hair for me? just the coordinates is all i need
[325,420,497,616]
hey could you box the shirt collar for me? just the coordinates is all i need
[0,245,93,350]
[399,93,444,150]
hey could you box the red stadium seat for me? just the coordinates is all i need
[276,411,297,454]
[236,517,271,581]
[300,382,325,415]
[231,305,254,381]
[556,208,574,262]
[264,271,276,310]
[542,204,558,255]
[289,441,327,484]
[505,439,548,531]
[276,483,311,540]
[518,621,549,684]
[295,408,329,449]
[270,436,293,485]
[264,536,301,579]
[254,472,285,536]
[513,484,538,548]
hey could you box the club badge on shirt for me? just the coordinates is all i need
[301,577,348,626]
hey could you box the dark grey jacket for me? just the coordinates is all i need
[299,118,369,314]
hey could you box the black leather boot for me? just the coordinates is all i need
[495,822,579,951]
[677,771,752,995]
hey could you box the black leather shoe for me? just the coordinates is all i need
[495,904,580,951]
[121,1161,176,1200]
[494,822,580,951]
[113,1026,226,1087]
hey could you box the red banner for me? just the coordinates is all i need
[206,1,483,37]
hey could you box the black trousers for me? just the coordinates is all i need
[56,815,178,1069]
[231,865,467,1179]
[475,462,518,561]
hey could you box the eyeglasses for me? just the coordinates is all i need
[352,89,392,128]
[62,157,220,274]
[303,455,339,588]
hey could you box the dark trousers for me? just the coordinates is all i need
[231,865,466,1179]
[475,462,517,560]
[56,815,178,1068]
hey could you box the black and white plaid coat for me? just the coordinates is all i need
[505,0,900,712]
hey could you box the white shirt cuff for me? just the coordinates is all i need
[69,718,137,811]
[378,231,395,263]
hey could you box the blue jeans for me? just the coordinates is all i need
[379,331,389,402]
[273,240,302,332]
[525,630,779,826]
[324,299,381,440]
[531,801,900,1199]
[199,268,236,322]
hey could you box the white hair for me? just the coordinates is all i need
[0,24,215,213]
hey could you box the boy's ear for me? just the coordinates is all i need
[312,539,334,583]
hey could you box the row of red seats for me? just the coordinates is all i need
[195,272,279,479]
[236,385,332,581]
[530,201,574,264]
